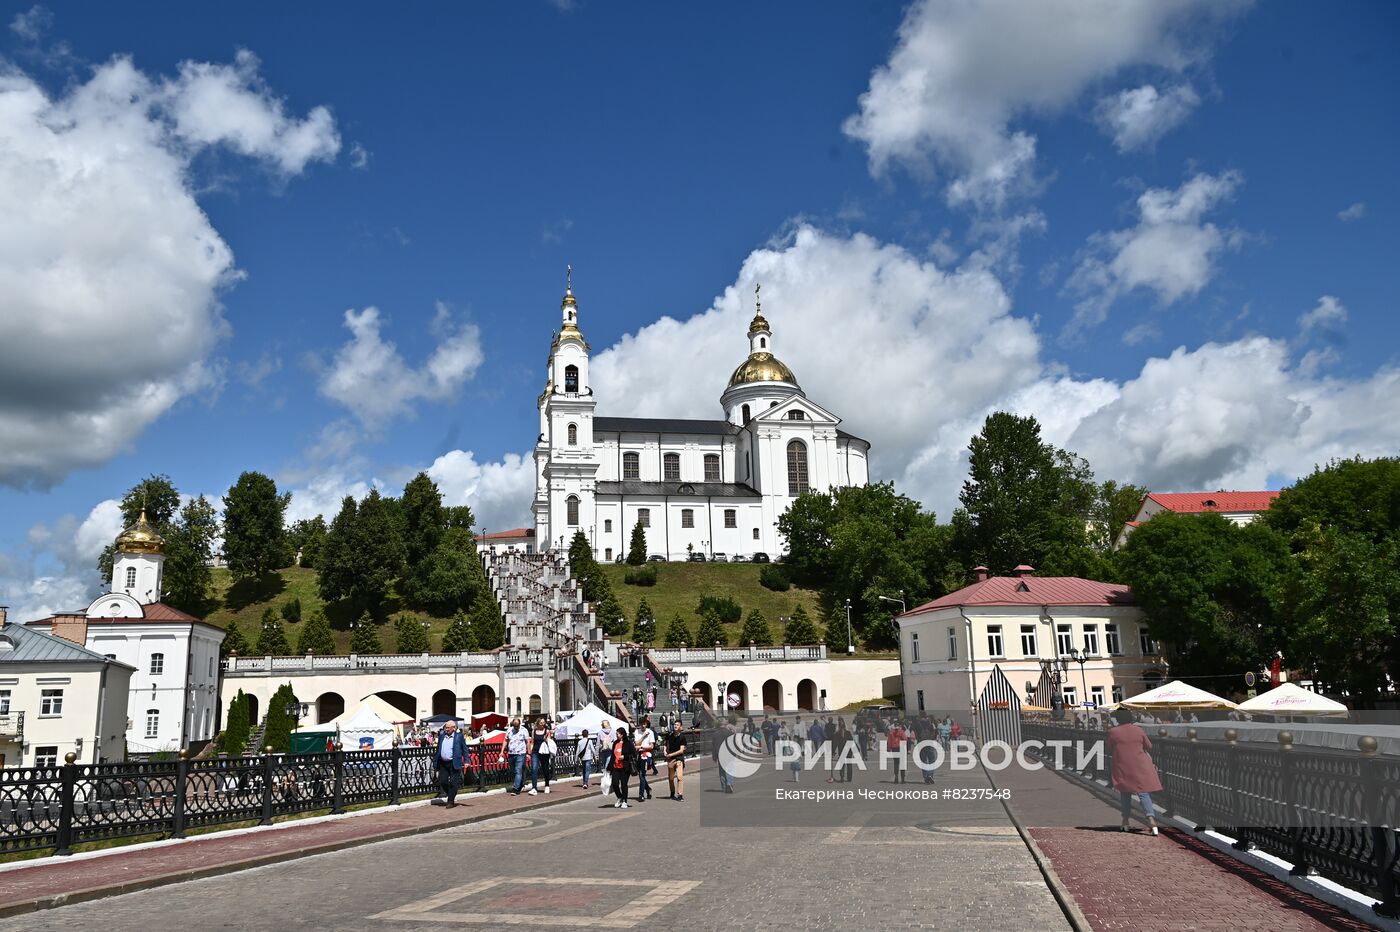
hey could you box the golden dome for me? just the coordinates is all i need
[727,352,799,388]
[747,312,770,335]
[115,509,164,555]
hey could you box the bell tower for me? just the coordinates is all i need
[112,508,165,605]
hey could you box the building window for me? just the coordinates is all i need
[638,508,650,528]
[704,454,720,482]
[150,653,164,676]
[947,627,957,660]
[787,410,805,420]
[623,452,640,480]
[724,509,736,528]
[681,508,695,528]
[145,709,160,739]
[564,365,579,393]
[663,453,680,481]
[1056,624,1073,656]
[567,423,577,446]
[1083,625,1099,656]
[910,632,920,663]
[605,548,613,561]
[1105,624,1121,656]
[35,746,58,768]
[1063,685,1077,707]
[1020,625,1037,657]
[604,519,613,533]
[1111,685,1125,703]
[40,689,64,716]
[125,566,137,589]
[566,495,580,526]
[1139,630,1157,655]
[0,690,9,714]
[752,528,759,540]
[1090,686,1105,708]
[741,404,750,424]
[916,689,925,712]
[786,440,809,496]
[986,625,1004,658]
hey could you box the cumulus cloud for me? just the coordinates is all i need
[1095,83,1200,151]
[0,54,338,488]
[427,450,537,533]
[843,0,1248,209]
[1337,201,1366,222]
[9,4,50,41]
[0,498,121,622]
[1065,170,1243,334]
[316,305,484,428]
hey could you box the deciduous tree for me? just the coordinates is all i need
[222,471,291,581]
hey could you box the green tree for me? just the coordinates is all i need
[824,608,853,654]
[296,609,337,655]
[263,683,300,753]
[441,610,478,652]
[1089,480,1149,552]
[950,413,1097,575]
[627,520,647,565]
[1266,457,1400,544]
[288,516,328,569]
[317,496,359,603]
[783,605,819,645]
[694,609,726,647]
[470,589,506,649]
[401,472,446,569]
[318,489,407,616]
[350,611,384,654]
[161,494,219,614]
[281,597,302,624]
[219,690,249,753]
[633,598,657,643]
[220,618,250,657]
[222,471,292,581]
[402,540,480,615]
[596,590,628,637]
[395,613,431,653]
[444,504,476,530]
[255,606,291,655]
[663,615,692,648]
[739,609,773,646]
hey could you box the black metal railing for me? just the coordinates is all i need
[0,731,714,858]
[1021,721,1400,917]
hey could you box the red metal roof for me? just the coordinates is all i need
[27,602,218,630]
[904,575,1135,614]
[1146,491,1280,514]
[474,527,536,541]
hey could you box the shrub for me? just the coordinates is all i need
[694,610,727,647]
[783,605,820,645]
[739,609,774,646]
[759,565,790,591]
[280,597,302,624]
[696,595,742,624]
[663,615,692,648]
[624,564,658,586]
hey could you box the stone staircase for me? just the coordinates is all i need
[244,718,267,755]
[606,663,693,727]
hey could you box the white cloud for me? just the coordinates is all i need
[235,351,282,388]
[1298,294,1347,339]
[1066,171,1243,333]
[282,472,374,526]
[427,450,537,533]
[843,0,1248,209]
[1337,201,1366,222]
[9,4,50,41]
[316,305,484,428]
[0,54,338,488]
[349,142,370,170]
[1095,83,1200,151]
[0,498,121,622]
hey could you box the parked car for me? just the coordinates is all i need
[730,554,750,563]
[710,552,727,562]
[687,552,707,562]
[751,552,771,563]
[648,554,666,562]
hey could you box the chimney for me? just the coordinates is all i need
[973,566,990,582]
[0,605,7,627]
[51,613,89,646]
[1012,565,1035,578]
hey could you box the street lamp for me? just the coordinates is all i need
[1066,648,1090,707]
[844,599,854,655]
[283,700,309,739]
[877,593,906,645]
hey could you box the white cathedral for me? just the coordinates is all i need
[532,277,871,561]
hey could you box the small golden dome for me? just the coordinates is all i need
[562,290,577,309]
[116,509,164,555]
[747,312,770,336]
[727,352,799,388]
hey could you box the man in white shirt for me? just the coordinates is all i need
[634,716,656,801]
[505,719,529,795]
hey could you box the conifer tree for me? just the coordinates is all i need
[255,606,290,655]
[633,598,657,642]
[627,520,648,565]
[694,609,726,647]
[739,608,773,646]
[220,618,250,657]
[663,615,692,648]
[296,609,337,655]
[783,605,819,645]
[350,611,384,654]
[395,613,431,652]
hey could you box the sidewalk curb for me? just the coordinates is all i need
[981,762,1092,932]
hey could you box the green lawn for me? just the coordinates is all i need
[599,562,828,644]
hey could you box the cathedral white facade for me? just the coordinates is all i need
[532,279,870,560]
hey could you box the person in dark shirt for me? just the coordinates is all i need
[663,721,687,801]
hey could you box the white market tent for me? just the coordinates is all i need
[557,703,615,737]
[1236,682,1349,718]
[1120,679,1237,711]
[334,701,400,750]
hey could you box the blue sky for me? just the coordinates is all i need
[2,0,1397,619]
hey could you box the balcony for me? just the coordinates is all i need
[0,711,24,741]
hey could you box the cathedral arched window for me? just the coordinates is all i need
[760,337,767,348]
[564,365,579,393]
[566,495,580,526]
[623,452,640,480]
[704,454,720,482]
[787,440,809,496]
[663,453,681,482]
[125,566,137,589]
[741,404,750,424]
[567,423,577,446]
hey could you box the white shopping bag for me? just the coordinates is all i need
[599,770,612,796]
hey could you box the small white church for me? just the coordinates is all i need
[531,276,871,560]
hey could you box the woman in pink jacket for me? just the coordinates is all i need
[1107,708,1163,835]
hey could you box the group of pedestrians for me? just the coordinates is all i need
[591,717,689,808]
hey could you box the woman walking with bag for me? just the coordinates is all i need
[609,725,639,809]
[538,725,557,794]
[1107,708,1163,835]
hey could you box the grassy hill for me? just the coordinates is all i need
[202,562,834,653]
[599,562,828,644]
